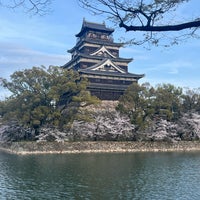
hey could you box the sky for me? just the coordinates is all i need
[0,0,200,99]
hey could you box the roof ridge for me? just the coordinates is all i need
[76,20,114,37]
[83,58,126,74]
[90,45,116,58]
[83,19,105,26]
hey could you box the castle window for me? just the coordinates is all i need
[101,34,108,40]
[82,64,87,69]
[104,65,111,70]
[104,52,109,57]
[91,33,97,38]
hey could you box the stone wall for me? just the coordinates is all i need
[1,141,200,155]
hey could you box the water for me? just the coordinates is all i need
[0,151,200,200]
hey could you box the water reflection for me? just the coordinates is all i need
[0,151,200,199]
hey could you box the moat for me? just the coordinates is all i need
[1,151,200,199]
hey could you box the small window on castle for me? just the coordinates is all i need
[104,65,111,70]
[82,64,87,69]
[112,51,117,56]
[101,34,107,40]
[85,48,90,53]
[92,33,97,38]
[104,52,110,57]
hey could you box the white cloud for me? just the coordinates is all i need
[0,43,71,100]
[120,47,150,61]
[0,16,73,53]
[0,42,70,79]
[161,60,193,74]
[142,77,200,89]
[145,60,193,74]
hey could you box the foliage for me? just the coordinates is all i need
[79,0,200,46]
[1,66,99,130]
[117,82,155,130]
[59,90,100,129]
[182,88,200,112]
[2,65,200,135]
[152,84,183,120]
[116,82,200,130]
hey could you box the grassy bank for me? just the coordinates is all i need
[1,141,200,155]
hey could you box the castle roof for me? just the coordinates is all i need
[76,20,114,37]
[79,68,144,79]
[62,54,133,69]
[78,58,144,79]
[68,38,123,53]
[78,53,133,62]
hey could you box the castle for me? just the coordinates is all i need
[63,20,144,100]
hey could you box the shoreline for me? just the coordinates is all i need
[1,141,200,155]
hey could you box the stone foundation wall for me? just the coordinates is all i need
[1,141,200,155]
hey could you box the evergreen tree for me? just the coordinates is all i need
[117,82,155,130]
[117,82,183,130]
[1,66,99,130]
[153,84,183,120]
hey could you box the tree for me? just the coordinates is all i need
[151,83,183,120]
[0,0,52,15]
[117,82,155,130]
[116,82,184,130]
[1,66,99,130]
[182,87,200,112]
[79,0,200,46]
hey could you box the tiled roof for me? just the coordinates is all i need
[84,58,126,74]
[62,53,133,69]
[76,20,114,37]
[79,68,144,79]
[68,38,123,53]
[78,53,133,62]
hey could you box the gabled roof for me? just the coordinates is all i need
[90,46,116,58]
[85,58,126,73]
[76,20,114,37]
[62,53,133,69]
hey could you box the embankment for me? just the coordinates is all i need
[1,141,200,155]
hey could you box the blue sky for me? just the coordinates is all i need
[0,0,200,99]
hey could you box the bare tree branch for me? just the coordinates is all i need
[119,19,200,32]
[0,0,52,15]
[79,0,200,46]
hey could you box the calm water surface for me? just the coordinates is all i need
[0,151,200,199]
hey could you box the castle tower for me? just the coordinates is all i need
[63,20,144,100]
